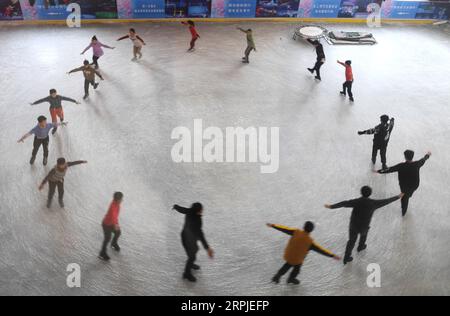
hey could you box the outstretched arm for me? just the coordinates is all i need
[94,70,104,80]
[39,169,54,190]
[81,44,92,55]
[337,60,346,67]
[418,153,431,168]
[136,35,146,45]
[173,204,190,215]
[378,164,401,174]
[60,96,78,104]
[101,43,114,49]
[358,127,376,135]
[325,199,357,210]
[237,27,247,33]
[373,194,402,210]
[18,132,32,143]
[267,224,296,236]
[31,96,50,105]
[310,242,339,259]
[117,35,129,41]
[68,67,83,75]
[67,160,87,167]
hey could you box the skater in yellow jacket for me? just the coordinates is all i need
[267,221,340,285]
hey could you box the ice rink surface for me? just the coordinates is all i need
[0,21,449,296]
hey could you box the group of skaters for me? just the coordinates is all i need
[16,23,432,285]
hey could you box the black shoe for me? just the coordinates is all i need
[94,83,99,90]
[343,257,353,265]
[30,156,36,165]
[183,273,197,282]
[315,76,322,81]
[59,199,64,208]
[192,264,200,270]
[99,253,110,261]
[340,91,346,96]
[111,244,121,252]
[52,128,57,135]
[382,164,388,170]
[43,157,48,166]
[83,94,89,100]
[47,200,52,208]
[402,209,407,217]
[357,244,367,252]
[271,276,280,284]
[307,68,314,74]
[242,60,249,64]
[287,278,300,285]
[349,97,354,102]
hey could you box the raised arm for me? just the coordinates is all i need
[173,204,190,215]
[67,160,87,167]
[267,224,296,236]
[373,195,402,210]
[418,153,431,168]
[237,27,247,33]
[337,60,346,67]
[310,242,338,259]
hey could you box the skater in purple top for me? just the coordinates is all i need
[81,36,115,69]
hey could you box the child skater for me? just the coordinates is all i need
[99,192,124,261]
[181,21,200,52]
[237,28,256,64]
[30,89,80,135]
[267,222,340,285]
[172,203,214,282]
[39,158,88,208]
[17,115,67,166]
[81,36,115,69]
[68,60,104,100]
[337,60,354,102]
[117,28,146,61]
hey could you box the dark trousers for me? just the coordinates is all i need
[275,263,302,280]
[312,59,324,78]
[32,136,49,158]
[100,224,121,255]
[345,227,369,259]
[48,181,64,204]
[92,56,100,68]
[182,232,198,275]
[190,36,199,50]
[84,79,95,95]
[342,80,354,98]
[401,191,414,216]
[372,144,387,165]
[244,46,255,62]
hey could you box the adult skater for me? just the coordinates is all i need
[17,115,67,165]
[358,115,395,170]
[81,36,115,69]
[307,39,325,81]
[117,28,146,61]
[237,28,256,64]
[377,151,432,217]
[325,186,403,264]
[337,60,354,102]
[39,158,88,208]
[99,192,124,261]
[30,89,80,135]
[267,222,340,285]
[181,21,200,52]
[68,60,104,100]
[172,203,214,282]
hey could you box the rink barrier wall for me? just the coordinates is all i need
[0,18,438,26]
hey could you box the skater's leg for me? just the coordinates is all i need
[341,82,347,96]
[42,137,49,165]
[47,181,57,207]
[57,182,64,207]
[92,55,99,69]
[84,79,90,98]
[272,262,292,283]
[380,146,388,169]
[358,228,369,252]
[401,193,411,216]
[111,229,121,250]
[347,81,354,101]
[100,225,113,259]
[133,46,138,59]
[344,228,358,263]
[136,47,142,58]
[288,265,302,284]
[31,137,42,163]
[372,145,378,165]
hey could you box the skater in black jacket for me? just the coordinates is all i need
[358,115,395,170]
[377,151,431,217]
[307,39,326,81]
[172,203,214,282]
[325,186,403,264]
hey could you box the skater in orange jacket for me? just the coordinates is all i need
[267,221,340,285]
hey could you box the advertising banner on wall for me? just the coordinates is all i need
[19,0,118,20]
[117,0,165,18]
[212,0,256,18]
[298,0,339,18]
[0,0,23,20]
[255,0,300,17]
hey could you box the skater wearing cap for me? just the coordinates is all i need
[117,28,146,61]
[81,36,115,69]
[325,186,403,264]
[182,21,200,52]
[267,222,340,285]
[17,116,67,165]
[99,192,124,261]
[39,158,88,208]
[30,89,80,135]
[237,27,256,64]
[358,115,395,170]
[377,151,432,217]
[68,60,104,100]
[172,203,214,282]
[307,39,325,81]
[338,60,354,102]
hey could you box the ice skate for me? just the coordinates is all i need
[111,244,121,252]
[271,276,280,284]
[340,91,346,96]
[349,97,354,102]
[343,257,353,265]
[192,264,200,270]
[315,76,321,81]
[43,157,48,166]
[287,278,300,285]
[307,68,314,74]
[183,273,197,283]
[99,253,111,261]
[83,94,89,100]
[52,127,57,135]
[59,199,64,208]
[94,83,99,90]
[357,245,367,252]
[30,156,36,165]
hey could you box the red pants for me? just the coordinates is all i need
[50,107,64,123]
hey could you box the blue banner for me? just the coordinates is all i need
[224,0,256,17]
[132,0,165,18]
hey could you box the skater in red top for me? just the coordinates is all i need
[338,60,354,102]
[182,21,200,52]
[99,192,124,261]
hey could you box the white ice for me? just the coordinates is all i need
[0,22,449,296]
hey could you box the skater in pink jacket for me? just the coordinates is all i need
[81,36,115,69]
